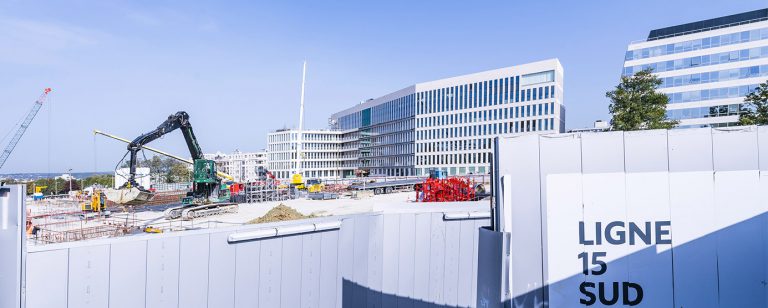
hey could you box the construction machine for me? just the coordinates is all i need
[103,111,237,220]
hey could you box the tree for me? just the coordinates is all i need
[738,81,768,125]
[607,68,678,131]
[166,161,191,183]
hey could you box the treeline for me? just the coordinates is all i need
[121,156,191,184]
[3,174,114,195]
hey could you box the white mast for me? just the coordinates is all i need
[295,60,307,176]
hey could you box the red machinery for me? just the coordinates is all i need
[415,177,476,202]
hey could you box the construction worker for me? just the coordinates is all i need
[26,220,39,237]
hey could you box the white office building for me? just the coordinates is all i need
[203,150,267,182]
[266,129,350,180]
[413,59,565,176]
[623,9,768,128]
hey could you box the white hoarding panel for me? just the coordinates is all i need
[545,173,584,307]
[624,130,668,173]
[713,170,766,307]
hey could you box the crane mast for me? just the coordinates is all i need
[0,88,52,170]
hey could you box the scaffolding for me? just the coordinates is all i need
[244,179,295,203]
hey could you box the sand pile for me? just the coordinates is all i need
[248,204,315,224]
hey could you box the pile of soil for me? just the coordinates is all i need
[248,204,315,224]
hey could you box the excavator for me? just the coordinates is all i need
[103,111,237,220]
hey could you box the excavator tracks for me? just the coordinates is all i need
[163,203,238,220]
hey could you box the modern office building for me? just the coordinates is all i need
[203,150,267,182]
[623,8,768,128]
[269,58,565,180]
[266,129,350,180]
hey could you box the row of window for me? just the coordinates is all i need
[625,27,768,60]
[418,103,555,128]
[623,46,768,76]
[417,151,491,166]
[415,166,487,176]
[359,155,413,168]
[418,118,556,141]
[666,84,758,104]
[416,76,555,115]
[659,65,768,88]
[666,104,742,120]
[419,138,492,153]
[370,94,415,126]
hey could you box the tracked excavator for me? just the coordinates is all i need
[104,111,237,220]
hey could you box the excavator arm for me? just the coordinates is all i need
[125,111,204,190]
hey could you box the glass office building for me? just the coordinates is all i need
[623,8,768,128]
[329,58,565,177]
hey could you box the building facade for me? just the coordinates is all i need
[270,59,565,179]
[413,59,565,176]
[266,129,349,180]
[623,9,768,128]
[203,150,267,183]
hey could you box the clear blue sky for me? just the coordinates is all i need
[1,0,765,173]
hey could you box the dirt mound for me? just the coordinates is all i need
[248,204,315,224]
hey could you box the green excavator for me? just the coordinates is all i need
[104,111,237,220]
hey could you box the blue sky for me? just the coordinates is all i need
[1,0,765,173]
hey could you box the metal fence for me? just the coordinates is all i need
[21,206,490,308]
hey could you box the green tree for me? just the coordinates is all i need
[166,161,191,183]
[738,81,768,125]
[607,68,678,131]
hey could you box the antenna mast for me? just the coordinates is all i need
[295,61,307,176]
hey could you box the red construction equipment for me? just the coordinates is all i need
[415,177,476,202]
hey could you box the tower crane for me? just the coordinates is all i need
[0,88,52,170]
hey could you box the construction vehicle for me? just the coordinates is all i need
[103,111,237,220]
[290,173,306,190]
[0,88,51,171]
[32,185,47,200]
[80,189,111,218]
[306,179,324,193]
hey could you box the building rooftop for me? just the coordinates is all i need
[648,8,768,41]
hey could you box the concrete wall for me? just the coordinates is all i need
[23,207,490,308]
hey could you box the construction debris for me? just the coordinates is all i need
[247,204,315,224]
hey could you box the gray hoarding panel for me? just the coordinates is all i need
[67,245,110,308]
[413,213,432,306]
[669,171,718,308]
[234,239,260,308]
[109,240,148,308]
[381,214,400,308]
[337,217,355,308]
[352,216,369,307]
[443,219,461,306]
[208,232,236,308]
[760,126,768,171]
[712,127,759,171]
[300,233,322,308]
[668,128,713,172]
[713,170,766,307]
[258,238,282,308]
[471,219,487,306]
[318,230,339,308]
[498,134,543,300]
[428,212,447,305]
[366,215,384,308]
[457,220,477,308]
[397,213,416,308]
[280,235,303,308]
[624,130,669,172]
[0,186,23,308]
[26,250,68,308]
[476,228,504,308]
[145,237,180,308]
[178,233,210,308]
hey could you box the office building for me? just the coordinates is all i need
[269,59,565,179]
[623,9,768,128]
[203,150,267,182]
